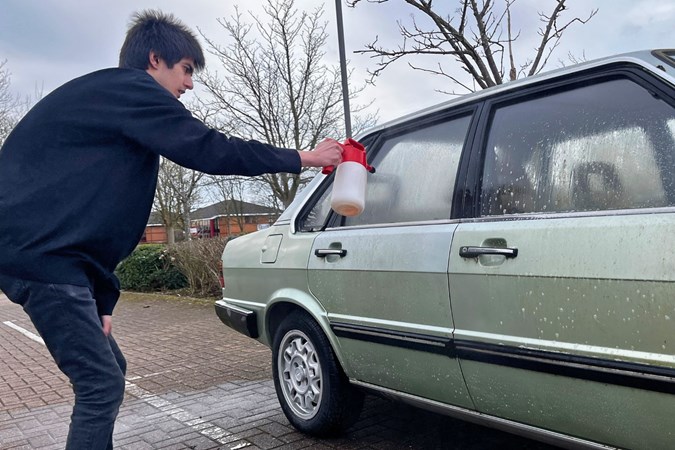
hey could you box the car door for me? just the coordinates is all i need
[449,69,675,448]
[302,111,476,407]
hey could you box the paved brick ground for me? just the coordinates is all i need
[0,292,554,449]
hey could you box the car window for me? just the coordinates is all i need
[299,116,471,230]
[480,78,675,216]
[343,116,471,226]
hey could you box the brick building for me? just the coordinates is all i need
[141,200,281,244]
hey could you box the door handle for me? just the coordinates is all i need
[459,246,518,258]
[315,248,347,258]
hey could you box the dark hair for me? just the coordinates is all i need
[118,10,205,71]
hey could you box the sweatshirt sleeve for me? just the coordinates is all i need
[120,76,301,176]
[94,273,121,316]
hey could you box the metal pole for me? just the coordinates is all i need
[335,0,352,138]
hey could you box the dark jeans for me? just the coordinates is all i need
[0,274,126,450]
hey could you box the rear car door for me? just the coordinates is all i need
[449,68,675,448]
[301,111,475,407]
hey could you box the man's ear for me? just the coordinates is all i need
[148,51,161,70]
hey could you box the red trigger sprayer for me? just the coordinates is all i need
[322,138,375,217]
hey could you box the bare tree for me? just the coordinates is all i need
[193,0,376,208]
[154,158,204,243]
[347,0,597,93]
[154,158,181,244]
[0,60,35,148]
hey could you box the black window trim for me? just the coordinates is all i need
[456,62,675,220]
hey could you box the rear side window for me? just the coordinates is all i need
[480,77,675,216]
[344,115,471,226]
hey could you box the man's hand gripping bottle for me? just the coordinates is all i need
[322,138,375,217]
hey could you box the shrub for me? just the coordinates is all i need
[166,237,228,298]
[116,244,187,291]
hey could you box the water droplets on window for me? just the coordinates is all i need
[480,78,675,216]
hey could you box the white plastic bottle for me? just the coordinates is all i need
[330,161,367,216]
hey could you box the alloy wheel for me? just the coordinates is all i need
[277,329,322,419]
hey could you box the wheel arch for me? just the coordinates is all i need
[265,293,353,377]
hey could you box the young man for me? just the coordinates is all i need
[0,10,342,449]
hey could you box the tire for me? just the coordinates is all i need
[272,311,364,437]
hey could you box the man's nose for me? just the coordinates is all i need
[185,76,194,90]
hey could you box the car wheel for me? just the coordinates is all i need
[272,311,364,436]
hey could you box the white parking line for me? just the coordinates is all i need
[124,381,249,447]
[3,320,45,345]
[2,320,250,448]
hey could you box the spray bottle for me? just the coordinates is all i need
[322,138,375,217]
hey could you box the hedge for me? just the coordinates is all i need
[115,244,187,292]
[164,237,228,298]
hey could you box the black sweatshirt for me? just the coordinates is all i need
[0,68,301,315]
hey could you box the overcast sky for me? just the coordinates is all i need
[1,0,674,125]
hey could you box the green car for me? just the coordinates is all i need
[216,49,675,449]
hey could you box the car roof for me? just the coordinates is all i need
[361,49,675,136]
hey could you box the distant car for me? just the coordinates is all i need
[215,49,675,449]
